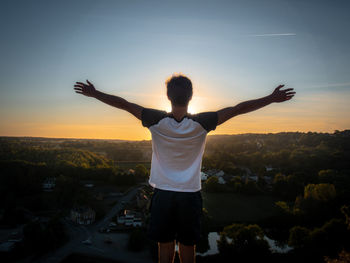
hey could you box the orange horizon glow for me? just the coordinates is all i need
[1,115,349,141]
[1,86,350,141]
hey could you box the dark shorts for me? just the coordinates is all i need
[147,188,203,246]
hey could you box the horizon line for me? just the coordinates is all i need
[1,129,349,141]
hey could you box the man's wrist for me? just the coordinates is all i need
[91,89,99,98]
[267,94,275,103]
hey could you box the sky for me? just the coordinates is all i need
[1,0,350,140]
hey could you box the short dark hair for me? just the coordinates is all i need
[166,74,193,106]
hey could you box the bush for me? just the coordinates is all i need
[218,223,270,259]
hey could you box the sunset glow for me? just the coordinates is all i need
[1,0,349,140]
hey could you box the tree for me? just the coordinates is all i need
[304,183,336,202]
[134,164,149,181]
[218,223,270,259]
[288,218,350,259]
[325,250,350,263]
[203,176,221,192]
[319,169,337,184]
[288,226,310,249]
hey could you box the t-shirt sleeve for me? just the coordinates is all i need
[193,112,218,132]
[141,108,167,128]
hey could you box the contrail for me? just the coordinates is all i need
[246,33,296,37]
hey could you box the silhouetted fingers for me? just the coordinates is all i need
[286,92,296,96]
[283,88,294,92]
[276,85,285,90]
[75,91,83,94]
[74,88,83,92]
[86,79,93,86]
[76,82,87,86]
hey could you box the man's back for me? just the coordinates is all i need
[142,109,218,192]
[74,74,295,263]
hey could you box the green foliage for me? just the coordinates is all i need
[319,169,338,183]
[242,180,262,195]
[288,218,350,259]
[272,173,304,200]
[134,164,149,181]
[304,183,336,201]
[341,205,350,229]
[218,223,270,259]
[325,250,350,263]
[290,184,338,224]
[275,201,291,214]
[203,176,222,192]
[203,192,279,226]
[205,131,350,175]
[288,226,311,249]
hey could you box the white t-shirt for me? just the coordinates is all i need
[141,108,218,192]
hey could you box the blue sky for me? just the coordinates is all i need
[1,0,350,139]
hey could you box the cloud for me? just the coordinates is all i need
[245,33,296,37]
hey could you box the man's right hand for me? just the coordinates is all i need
[74,80,97,97]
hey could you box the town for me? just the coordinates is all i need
[1,131,350,262]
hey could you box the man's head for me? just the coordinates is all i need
[166,74,193,107]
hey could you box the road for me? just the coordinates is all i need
[38,185,154,263]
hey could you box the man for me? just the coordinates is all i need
[74,74,295,263]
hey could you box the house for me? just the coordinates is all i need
[117,209,143,227]
[201,172,208,181]
[70,206,96,225]
[42,177,56,191]
[206,169,225,177]
[218,177,226,184]
[242,175,259,182]
[205,170,226,184]
[265,165,275,172]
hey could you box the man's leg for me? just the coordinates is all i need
[178,243,195,263]
[159,241,176,263]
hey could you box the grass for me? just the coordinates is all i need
[202,192,279,227]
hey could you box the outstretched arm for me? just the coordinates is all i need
[74,80,143,120]
[217,85,295,125]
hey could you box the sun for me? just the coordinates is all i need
[188,105,197,114]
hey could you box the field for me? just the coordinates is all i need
[202,192,280,227]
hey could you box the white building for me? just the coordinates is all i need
[70,206,96,225]
[201,172,208,181]
[117,210,143,227]
[218,177,226,184]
